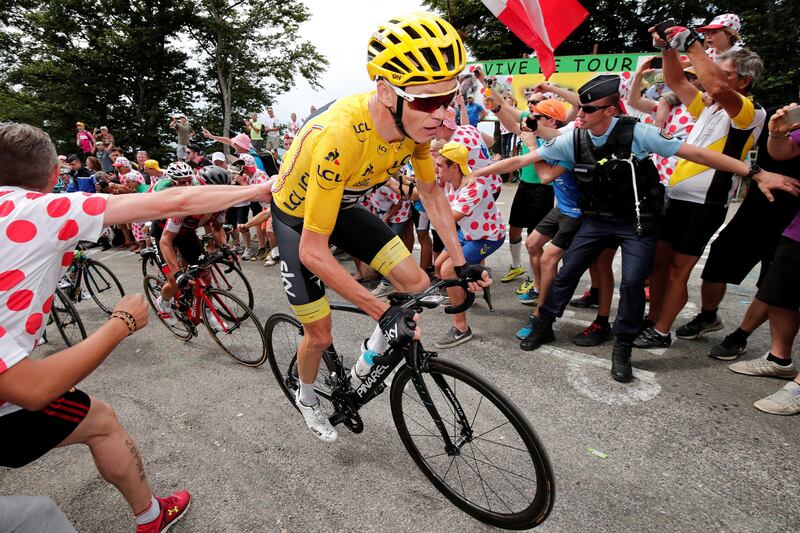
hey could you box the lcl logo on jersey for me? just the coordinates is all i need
[353,122,371,135]
[316,164,342,190]
[377,144,388,155]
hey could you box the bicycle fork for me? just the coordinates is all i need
[409,351,473,455]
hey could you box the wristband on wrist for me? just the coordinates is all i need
[110,310,136,335]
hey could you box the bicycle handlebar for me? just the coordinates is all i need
[388,274,493,315]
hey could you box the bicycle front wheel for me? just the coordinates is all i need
[141,253,165,282]
[83,259,125,314]
[390,357,555,530]
[200,288,266,366]
[51,288,87,347]
[143,275,193,341]
[208,260,254,310]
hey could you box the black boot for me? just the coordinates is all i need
[611,342,633,383]
[520,320,555,351]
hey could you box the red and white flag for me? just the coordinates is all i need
[480,0,588,79]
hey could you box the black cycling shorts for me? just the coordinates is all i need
[272,203,410,323]
[0,388,90,468]
[509,181,554,232]
[150,221,204,267]
[658,198,726,257]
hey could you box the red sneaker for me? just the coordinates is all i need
[136,491,191,533]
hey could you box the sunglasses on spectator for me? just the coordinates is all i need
[386,82,458,113]
[578,104,613,114]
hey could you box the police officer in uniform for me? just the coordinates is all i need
[470,74,800,382]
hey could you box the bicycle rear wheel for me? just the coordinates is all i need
[390,357,555,530]
[51,288,87,347]
[141,252,165,282]
[208,260,254,310]
[83,259,125,314]
[200,288,266,366]
[264,313,338,410]
[142,275,193,341]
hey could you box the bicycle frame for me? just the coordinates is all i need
[175,270,238,335]
[321,302,473,452]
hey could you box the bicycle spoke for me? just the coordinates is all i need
[452,452,515,513]
[460,448,538,485]
[471,420,511,441]
[468,440,532,501]
[472,434,530,454]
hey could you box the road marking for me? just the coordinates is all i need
[537,345,662,405]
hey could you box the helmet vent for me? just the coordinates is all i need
[387,33,401,45]
[403,25,421,39]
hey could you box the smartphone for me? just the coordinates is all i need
[782,106,800,126]
[486,77,495,87]
[525,115,538,132]
[650,57,663,69]
[654,19,675,40]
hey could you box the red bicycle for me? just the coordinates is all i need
[143,259,266,367]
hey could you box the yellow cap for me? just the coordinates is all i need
[440,141,471,176]
[144,159,161,172]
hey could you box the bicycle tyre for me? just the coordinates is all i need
[390,357,555,530]
[141,253,164,282]
[51,288,87,347]
[84,259,125,315]
[264,313,338,410]
[142,275,193,341]
[208,260,254,311]
[200,287,266,367]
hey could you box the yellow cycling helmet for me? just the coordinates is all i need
[367,12,466,86]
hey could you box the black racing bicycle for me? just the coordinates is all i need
[265,279,555,530]
[42,288,87,347]
[60,242,125,315]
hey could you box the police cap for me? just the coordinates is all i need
[578,74,621,105]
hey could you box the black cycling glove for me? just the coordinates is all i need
[378,305,417,347]
[454,264,490,283]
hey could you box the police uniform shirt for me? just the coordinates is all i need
[537,117,683,169]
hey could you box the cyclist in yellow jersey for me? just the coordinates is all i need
[271,12,491,442]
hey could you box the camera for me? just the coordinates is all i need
[524,115,538,132]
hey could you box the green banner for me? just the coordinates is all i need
[469,53,651,76]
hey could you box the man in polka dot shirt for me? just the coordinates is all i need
[0,122,272,531]
[433,142,506,349]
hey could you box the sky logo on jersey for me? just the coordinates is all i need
[324,148,340,166]
[280,261,296,298]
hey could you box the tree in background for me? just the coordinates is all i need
[0,0,198,158]
[0,0,327,160]
[187,0,327,154]
[423,0,799,108]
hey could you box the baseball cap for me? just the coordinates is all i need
[240,153,256,169]
[112,156,131,168]
[231,133,252,153]
[653,72,665,84]
[443,106,458,129]
[144,159,161,172]
[698,13,740,33]
[440,142,471,176]
[211,151,226,163]
[534,99,567,122]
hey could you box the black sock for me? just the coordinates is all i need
[728,327,751,342]
[767,352,792,366]
[589,287,599,297]
[699,308,718,323]
[594,314,610,327]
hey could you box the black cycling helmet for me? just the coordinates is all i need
[197,165,231,185]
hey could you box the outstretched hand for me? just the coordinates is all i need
[113,294,149,332]
[754,170,800,202]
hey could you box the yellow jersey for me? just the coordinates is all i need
[272,92,436,235]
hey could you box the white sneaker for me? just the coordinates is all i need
[241,248,253,261]
[294,389,337,443]
[204,309,227,333]
[58,278,72,289]
[155,296,178,327]
[371,281,394,298]
[729,354,798,379]
[754,381,800,415]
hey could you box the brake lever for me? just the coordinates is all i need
[483,286,494,312]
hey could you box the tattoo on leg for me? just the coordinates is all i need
[125,438,147,482]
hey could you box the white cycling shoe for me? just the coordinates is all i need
[294,389,337,443]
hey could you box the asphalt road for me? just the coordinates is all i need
[1,184,798,532]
